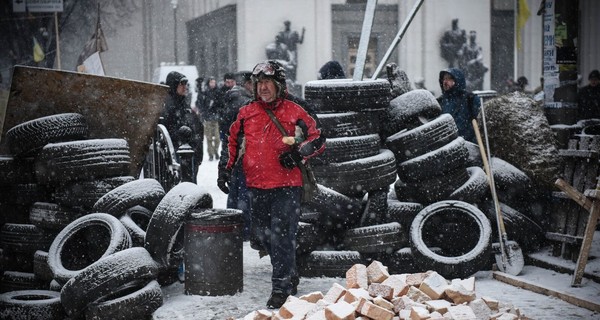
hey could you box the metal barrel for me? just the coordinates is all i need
[184,208,243,296]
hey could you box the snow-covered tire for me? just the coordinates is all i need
[5,113,88,157]
[0,290,65,320]
[304,79,391,113]
[480,201,545,253]
[33,251,53,282]
[297,251,364,278]
[92,178,165,217]
[464,141,483,167]
[59,247,159,318]
[385,200,423,227]
[303,185,364,226]
[383,89,442,135]
[119,205,153,247]
[296,222,328,255]
[410,200,492,279]
[48,213,132,285]
[84,280,163,320]
[144,182,206,267]
[0,156,36,186]
[53,176,135,209]
[398,137,468,183]
[29,202,84,231]
[314,134,381,164]
[1,271,47,293]
[449,166,489,203]
[359,188,389,226]
[410,168,470,204]
[317,112,373,138]
[343,222,406,254]
[35,139,131,184]
[312,149,397,197]
[0,224,54,254]
[385,113,458,162]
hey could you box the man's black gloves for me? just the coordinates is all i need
[217,168,231,194]
[279,150,303,169]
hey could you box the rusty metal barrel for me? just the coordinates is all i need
[184,208,243,296]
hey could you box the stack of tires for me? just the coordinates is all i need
[297,79,410,277]
[0,113,213,319]
[296,84,545,279]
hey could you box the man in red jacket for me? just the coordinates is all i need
[218,60,325,308]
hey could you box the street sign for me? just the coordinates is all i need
[26,0,64,13]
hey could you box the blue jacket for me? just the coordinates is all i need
[437,68,481,143]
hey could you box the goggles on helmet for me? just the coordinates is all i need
[252,62,276,76]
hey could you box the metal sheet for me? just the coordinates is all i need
[0,65,168,177]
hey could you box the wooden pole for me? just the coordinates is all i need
[54,12,61,70]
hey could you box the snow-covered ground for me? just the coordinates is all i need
[153,149,600,320]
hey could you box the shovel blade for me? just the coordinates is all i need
[492,241,524,276]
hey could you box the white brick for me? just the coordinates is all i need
[409,306,430,320]
[381,275,409,297]
[366,260,390,283]
[300,291,325,303]
[447,305,477,320]
[424,299,452,314]
[324,283,348,303]
[325,301,356,320]
[419,272,449,300]
[468,298,492,320]
[278,296,315,319]
[347,264,368,289]
[343,288,372,304]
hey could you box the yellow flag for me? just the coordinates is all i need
[33,37,45,62]
[517,0,531,50]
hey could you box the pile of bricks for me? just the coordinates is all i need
[239,261,527,320]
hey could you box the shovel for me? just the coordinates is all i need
[472,116,524,276]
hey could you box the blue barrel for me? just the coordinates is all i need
[184,208,243,296]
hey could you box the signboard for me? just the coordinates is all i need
[13,0,64,13]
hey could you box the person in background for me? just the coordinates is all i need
[317,60,346,80]
[160,71,204,179]
[577,69,600,120]
[437,68,481,143]
[218,60,325,309]
[201,77,221,161]
[218,71,254,240]
[218,73,237,140]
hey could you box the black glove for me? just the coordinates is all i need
[217,168,232,194]
[279,150,303,169]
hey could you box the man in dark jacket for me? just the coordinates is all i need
[437,68,481,142]
[161,71,203,181]
[218,71,254,240]
[218,60,325,309]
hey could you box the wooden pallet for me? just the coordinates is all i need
[550,135,599,261]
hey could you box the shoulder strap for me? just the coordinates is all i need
[265,109,288,136]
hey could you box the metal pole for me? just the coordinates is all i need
[371,0,424,80]
[353,0,377,81]
[54,12,61,70]
[173,6,178,63]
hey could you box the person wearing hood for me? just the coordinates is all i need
[577,69,600,120]
[161,71,203,169]
[218,60,325,309]
[317,60,346,80]
[437,68,481,143]
[201,76,222,161]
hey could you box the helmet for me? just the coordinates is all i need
[251,60,287,100]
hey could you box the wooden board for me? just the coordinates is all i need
[0,65,168,176]
[493,271,600,312]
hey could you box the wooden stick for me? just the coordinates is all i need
[554,178,593,211]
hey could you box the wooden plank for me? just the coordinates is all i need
[554,179,592,211]
[545,232,583,244]
[492,271,600,312]
[572,199,600,286]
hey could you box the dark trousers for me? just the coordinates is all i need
[227,164,250,239]
[249,186,301,294]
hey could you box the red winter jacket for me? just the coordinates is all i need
[226,98,324,189]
